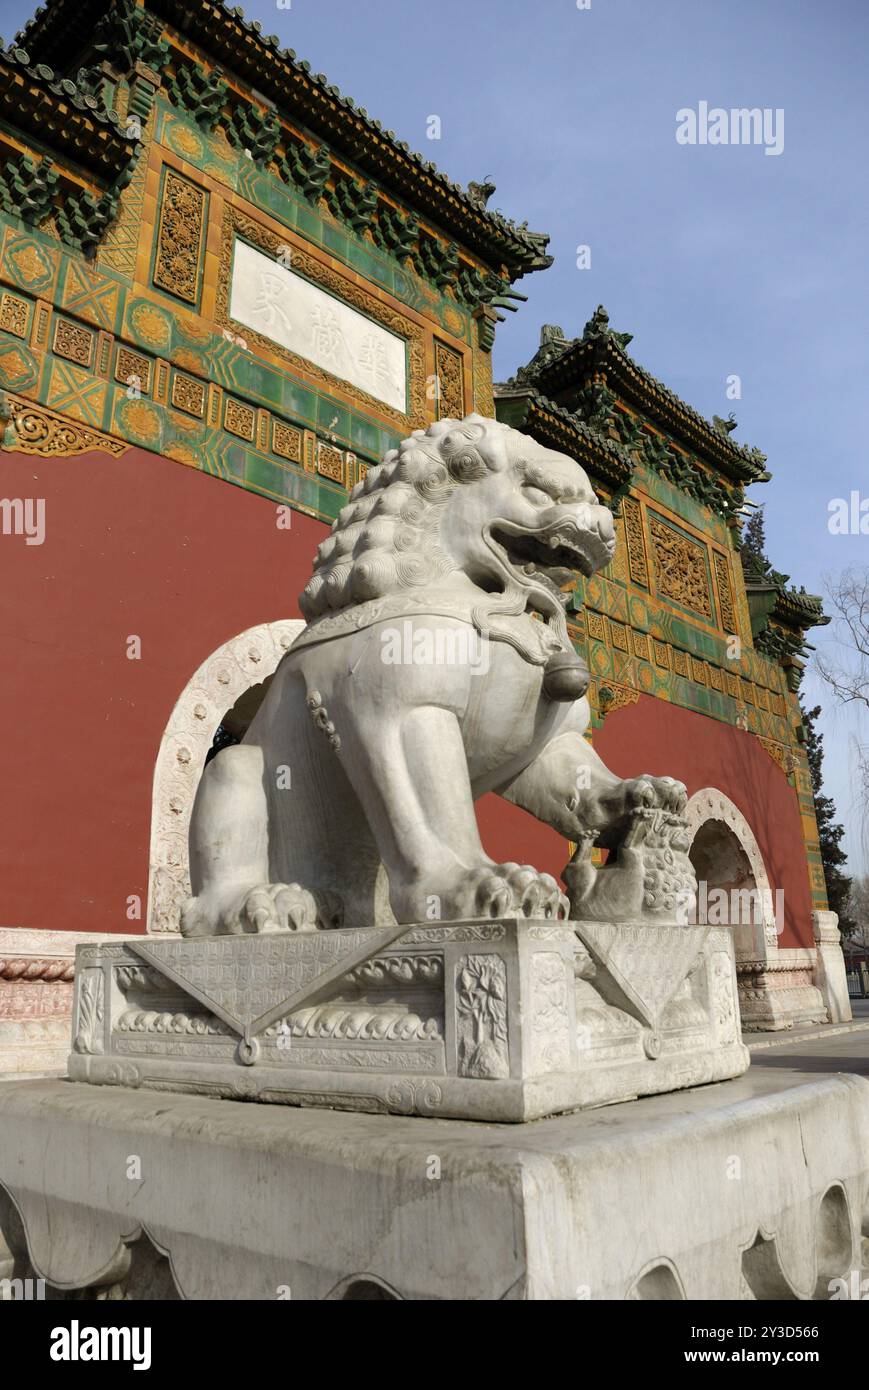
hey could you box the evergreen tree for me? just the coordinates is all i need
[801,703,855,935]
[742,505,768,568]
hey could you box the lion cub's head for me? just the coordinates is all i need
[300,415,615,623]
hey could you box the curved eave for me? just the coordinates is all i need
[531,337,769,486]
[773,589,829,634]
[494,387,634,493]
[0,49,138,184]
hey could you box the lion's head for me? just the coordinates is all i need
[299,415,615,624]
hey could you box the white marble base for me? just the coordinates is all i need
[1,1070,867,1299]
[813,911,853,1025]
[736,948,828,1031]
[66,919,749,1122]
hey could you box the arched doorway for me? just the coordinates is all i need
[685,789,778,958]
[684,789,825,1030]
[146,619,304,934]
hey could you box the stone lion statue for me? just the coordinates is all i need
[182,415,692,936]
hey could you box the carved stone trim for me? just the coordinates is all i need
[0,959,74,983]
[682,789,828,1030]
[684,788,775,957]
[73,969,105,1056]
[216,204,426,430]
[1,392,128,457]
[455,953,509,1079]
[146,619,306,934]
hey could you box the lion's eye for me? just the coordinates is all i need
[522,485,551,507]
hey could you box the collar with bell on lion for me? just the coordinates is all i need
[287,588,572,667]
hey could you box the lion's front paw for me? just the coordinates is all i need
[469,862,569,921]
[240,884,343,934]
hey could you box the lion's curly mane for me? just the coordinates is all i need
[299,414,515,621]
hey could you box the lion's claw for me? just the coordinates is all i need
[473,862,568,921]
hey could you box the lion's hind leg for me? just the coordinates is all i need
[181,743,343,936]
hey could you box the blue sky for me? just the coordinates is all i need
[5,0,868,871]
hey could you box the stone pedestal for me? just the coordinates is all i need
[813,911,853,1024]
[66,918,748,1122]
[0,929,110,1077]
[1,1071,867,1299]
[736,948,828,1032]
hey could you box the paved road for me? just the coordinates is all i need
[750,1024,869,1077]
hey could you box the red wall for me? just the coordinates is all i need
[0,448,812,947]
[0,446,324,935]
[592,696,813,948]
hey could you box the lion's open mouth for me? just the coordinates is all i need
[489,519,613,609]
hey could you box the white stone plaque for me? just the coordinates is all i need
[229,238,407,413]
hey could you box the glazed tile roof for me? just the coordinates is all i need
[13,0,551,278]
[500,308,771,485]
[494,385,635,495]
[0,45,138,181]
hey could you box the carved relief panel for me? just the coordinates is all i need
[153,168,208,306]
[648,513,713,620]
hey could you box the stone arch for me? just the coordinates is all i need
[684,788,777,960]
[327,1272,403,1300]
[627,1257,686,1300]
[146,619,305,934]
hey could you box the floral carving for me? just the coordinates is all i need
[455,954,509,1079]
[171,372,206,417]
[713,551,737,634]
[530,951,572,1071]
[272,420,302,462]
[153,170,207,305]
[434,340,465,420]
[224,398,255,440]
[0,294,28,338]
[621,496,649,587]
[2,393,127,458]
[52,318,94,368]
[316,443,345,483]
